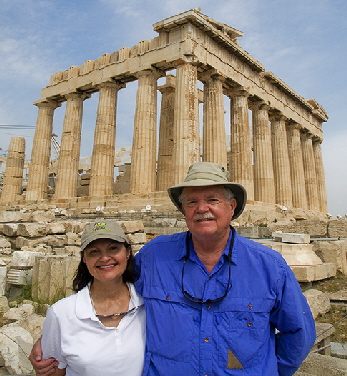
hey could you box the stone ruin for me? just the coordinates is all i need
[0,8,346,375]
[0,8,328,217]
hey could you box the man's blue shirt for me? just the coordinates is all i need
[135,229,315,376]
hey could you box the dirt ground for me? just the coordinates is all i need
[305,272,347,343]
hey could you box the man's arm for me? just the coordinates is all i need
[272,265,316,376]
[29,338,59,375]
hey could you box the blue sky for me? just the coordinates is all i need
[1,0,346,216]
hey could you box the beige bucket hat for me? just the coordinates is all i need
[168,162,247,219]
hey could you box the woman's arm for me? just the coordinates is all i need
[40,366,66,376]
[29,338,58,375]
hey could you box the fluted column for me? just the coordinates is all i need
[270,113,293,207]
[130,70,161,193]
[89,81,124,197]
[251,102,275,203]
[301,131,319,211]
[313,136,328,213]
[286,121,307,209]
[0,137,25,204]
[157,75,176,191]
[26,101,59,201]
[54,93,88,199]
[228,89,254,200]
[172,61,200,184]
[201,71,227,167]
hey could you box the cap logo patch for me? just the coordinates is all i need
[93,222,107,231]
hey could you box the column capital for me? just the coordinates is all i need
[158,75,176,94]
[97,80,126,91]
[64,92,91,101]
[269,111,286,123]
[135,69,164,81]
[198,69,226,84]
[286,120,301,131]
[225,87,250,99]
[312,135,323,144]
[249,100,270,112]
[173,56,199,67]
[34,100,61,109]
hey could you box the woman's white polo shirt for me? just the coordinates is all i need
[42,283,145,376]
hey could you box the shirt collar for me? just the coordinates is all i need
[75,282,144,320]
[176,228,238,265]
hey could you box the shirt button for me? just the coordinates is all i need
[166,295,170,300]
[206,305,211,310]
[248,304,253,309]
[204,337,210,342]
[247,322,253,327]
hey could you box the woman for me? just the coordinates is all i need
[40,220,145,376]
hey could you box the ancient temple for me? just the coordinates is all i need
[7,9,329,213]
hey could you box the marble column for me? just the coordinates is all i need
[229,89,254,201]
[157,75,176,191]
[313,137,328,213]
[301,131,319,211]
[251,102,275,203]
[89,81,124,197]
[201,71,228,167]
[286,121,307,209]
[54,93,88,199]
[0,137,25,204]
[270,113,293,207]
[172,61,200,184]
[130,70,161,194]
[26,101,59,201]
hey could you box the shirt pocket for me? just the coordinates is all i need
[215,298,275,371]
[142,285,196,363]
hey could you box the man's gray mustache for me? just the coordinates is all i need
[193,213,216,221]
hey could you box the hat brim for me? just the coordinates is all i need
[81,233,127,252]
[168,180,247,220]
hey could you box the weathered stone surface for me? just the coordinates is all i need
[30,210,55,223]
[0,211,23,223]
[2,223,19,237]
[127,232,147,244]
[120,220,144,233]
[12,250,45,267]
[259,240,323,266]
[65,232,81,245]
[19,313,45,342]
[3,303,35,322]
[16,223,48,237]
[0,238,11,250]
[47,222,66,234]
[0,324,33,374]
[293,218,328,237]
[304,289,331,319]
[21,244,52,254]
[291,263,336,282]
[268,220,295,233]
[312,239,347,275]
[327,219,347,238]
[63,221,86,233]
[272,232,310,244]
[0,296,9,316]
[16,235,66,249]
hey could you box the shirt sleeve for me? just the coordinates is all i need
[41,306,67,370]
[271,263,316,376]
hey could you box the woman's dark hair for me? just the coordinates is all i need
[72,242,137,292]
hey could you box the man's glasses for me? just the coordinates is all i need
[181,227,235,304]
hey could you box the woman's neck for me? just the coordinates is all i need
[90,278,128,301]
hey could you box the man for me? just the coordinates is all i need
[31,162,315,375]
